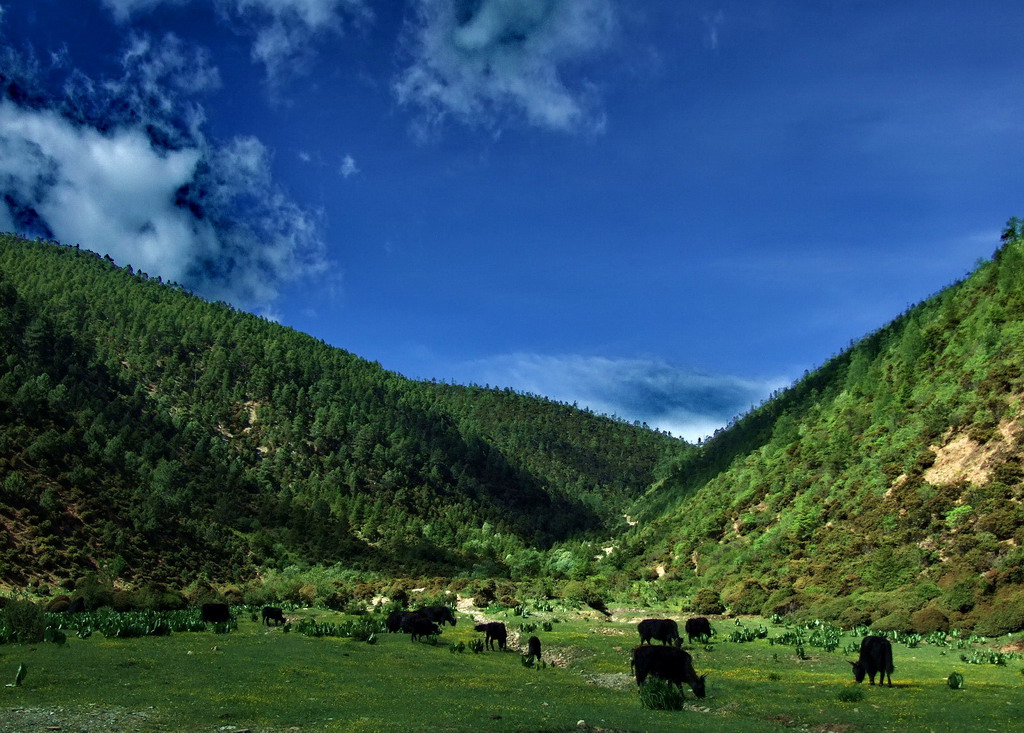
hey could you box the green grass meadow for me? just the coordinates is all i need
[2,608,1023,732]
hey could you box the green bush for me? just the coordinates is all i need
[722,579,769,615]
[0,599,46,643]
[910,605,949,634]
[970,592,1024,636]
[638,677,686,711]
[942,578,978,614]
[690,588,725,615]
[871,610,911,633]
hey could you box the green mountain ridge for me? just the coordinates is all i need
[610,222,1024,635]
[5,226,1024,636]
[0,234,684,588]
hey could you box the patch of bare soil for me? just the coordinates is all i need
[584,672,633,690]
[0,705,157,733]
[924,419,1022,487]
[998,639,1024,654]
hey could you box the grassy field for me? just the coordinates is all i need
[1,605,1022,732]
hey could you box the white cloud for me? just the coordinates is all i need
[462,353,787,442]
[0,35,326,310]
[100,0,372,88]
[0,101,205,284]
[339,153,359,177]
[101,0,181,24]
[394,0,615,137]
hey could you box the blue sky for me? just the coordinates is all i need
[2,1,1022,440]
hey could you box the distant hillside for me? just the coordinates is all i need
[0,234,686,589]
[612,221,1024,635]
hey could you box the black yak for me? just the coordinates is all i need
[474,622,507,650]
[850,635,894,686]
[637,618,681,646]
[685,616,713,643]
[386,610,412,632]
[401,611,441,641]
[200,602,231,623]
[526,635,542,661]
[418,606,457,626]
[631,645,706,698]
[261,606,286,626]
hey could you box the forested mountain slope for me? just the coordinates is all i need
[0,235,685,588]
[615,223,1024,635]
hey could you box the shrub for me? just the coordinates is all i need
[722,579,769,615]
[473,580,497,608]
[969,592,1024,636]
[947,671,965,689]
[221,586,244,604]
[910,606,949,634]
[839,606,873,629]
[111,590,137,612]
[942,578,978,614]
[638,677,686,711]
[0,599,45,643]
[76,575,113,609]
[761,591,802,618]
[561,580,604,609]
[690,588,725,615]
[871,610,911,633]
[46,595,72,613]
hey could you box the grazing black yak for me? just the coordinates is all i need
[850,635,894,686]
[526,635,542,661]
[200,602,231,623]
[418,606,457,626]
[386,610,413,632]
[474,622,507,650]
[261,606,286,626]
[685,617,713,643]
[637,618,681,646]
[401,611,441,641]
[631,645,706,698]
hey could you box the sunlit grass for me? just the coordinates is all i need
[1,609,1022,731]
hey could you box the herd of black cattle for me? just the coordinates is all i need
[197,603,895,698]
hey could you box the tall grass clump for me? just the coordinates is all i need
[0,599,45,643]
[637,677,686,711]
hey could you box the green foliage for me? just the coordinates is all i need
[728,623,768,643]
[970,591,1024,637]
[0,599,45,644]
[959,649,1014,665]
[637,676,686,711]
[836,688,864,703]
[947,671,965,689]
[615,223,1024,633]
[690,588,725,615]
[0,234,685,587]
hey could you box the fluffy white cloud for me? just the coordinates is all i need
[0,35,326,310]
[395,0,614,136]
[0,101,206,284]
[463,353,787,442]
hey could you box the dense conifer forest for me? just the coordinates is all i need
[0,234,685,588]
[610,220,1024,635]
[4,225,1024,635]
